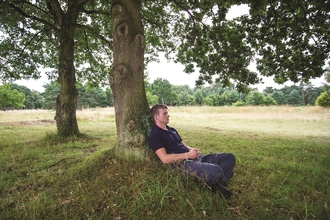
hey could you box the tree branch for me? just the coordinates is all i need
[23,0,54,19]
[5,1,59,31]
[50,0,63,25]
[76,24,112,46]
[170,0,208,27]
[81,8,111,16]
[78,0,91,8]
[19,28,49,59]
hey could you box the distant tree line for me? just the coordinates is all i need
[146,78,328,107]
[0,83,114,110]
[1,75,330,110]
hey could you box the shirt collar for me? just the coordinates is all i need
[154,124,170,131]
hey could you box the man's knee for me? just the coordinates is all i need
[227,153,236,166]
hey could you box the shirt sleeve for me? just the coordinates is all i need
[148,129,165,152]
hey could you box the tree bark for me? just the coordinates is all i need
[110,0,152,157]
[54,2,80,137]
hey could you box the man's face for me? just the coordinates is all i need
[156,108,170,124]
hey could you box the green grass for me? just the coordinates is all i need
[0,106,329,219]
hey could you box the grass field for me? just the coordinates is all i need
[0,106,329,219]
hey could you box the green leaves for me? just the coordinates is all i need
[149,78,177,105]
[1,0,329,93]
[172,1,329,91]
[0,0,113,85]
[0,84,25,110]
[316,92,330,107]
[247,0,329,84]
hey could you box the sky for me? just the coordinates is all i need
[13,5,326,92]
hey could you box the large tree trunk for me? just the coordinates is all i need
[54,3,80,137]
[110,0,151,158]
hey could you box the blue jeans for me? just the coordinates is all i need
[178,153,236,186]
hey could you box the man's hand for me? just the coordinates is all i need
[187,148,201,159]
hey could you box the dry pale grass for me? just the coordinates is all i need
[2,106,328,122]
[169,106,330,140]
[1,106,329,139]
[0,107,116,124]
[172,105,330,121]
[0,109,55,123]
[76,107,115,120]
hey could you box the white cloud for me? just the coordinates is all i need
[14,74,48,92]
[226,4,250,20]
[147,57,199,88]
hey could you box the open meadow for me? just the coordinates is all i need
[0,106,329,219]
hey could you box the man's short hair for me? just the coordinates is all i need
[150,104,168,121]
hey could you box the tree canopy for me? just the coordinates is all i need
[1,1,329,89]
[0,0,113,86]
[171,0,330,91]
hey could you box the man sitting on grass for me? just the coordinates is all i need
[148,104,236,199]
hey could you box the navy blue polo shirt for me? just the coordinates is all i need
[148,124,189,154]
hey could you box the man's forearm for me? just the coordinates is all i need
[155,147,190,164]
[155,147,199,164]
[161,152,190,164]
